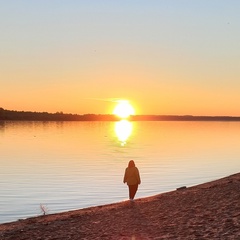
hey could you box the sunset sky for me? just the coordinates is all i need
[1,1,240,116]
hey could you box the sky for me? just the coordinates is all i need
[1,1,240,116]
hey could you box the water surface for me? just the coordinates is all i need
[1,120,240,223]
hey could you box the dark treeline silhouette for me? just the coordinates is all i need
[0,108,119,121]
[131,115,240,121]
[1,108,240,121]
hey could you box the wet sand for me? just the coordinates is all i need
[1,173,240,239]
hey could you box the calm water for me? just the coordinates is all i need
[1,120,240,224]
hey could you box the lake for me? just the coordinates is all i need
[1,120,240,224]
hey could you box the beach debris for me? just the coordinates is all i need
[176,186,187,191]
[40,204,48,215]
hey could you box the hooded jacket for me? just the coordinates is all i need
[123,166,141,186]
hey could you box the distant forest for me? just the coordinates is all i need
[1,108,240,121]
[0,108,119,121]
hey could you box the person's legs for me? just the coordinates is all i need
[128,185,132,199]
[128,184,138,200]
[132,184,138,199]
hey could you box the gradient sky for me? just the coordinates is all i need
[1,1,240,116]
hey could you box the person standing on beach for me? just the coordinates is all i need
[123,160,141,201]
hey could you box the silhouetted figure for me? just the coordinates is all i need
[123,160,141,202]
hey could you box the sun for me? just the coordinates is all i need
[113,100,135,119]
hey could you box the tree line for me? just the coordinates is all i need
[0,108,119,121]
[1,108,240,121]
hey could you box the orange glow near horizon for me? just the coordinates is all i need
[1,2,240,117]
[113,100,135,119]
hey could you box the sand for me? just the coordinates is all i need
[1,173,240,239]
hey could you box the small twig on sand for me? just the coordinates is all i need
[40,204,48,215]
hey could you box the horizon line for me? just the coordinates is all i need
[1,107,240,119]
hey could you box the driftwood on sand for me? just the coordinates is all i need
[1,173,240,239]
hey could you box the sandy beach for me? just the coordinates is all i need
[1,173,240,240]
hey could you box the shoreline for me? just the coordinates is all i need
[1,107,240,122]
[1,173,240,239]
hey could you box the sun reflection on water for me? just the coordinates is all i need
[114,120,133,146]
